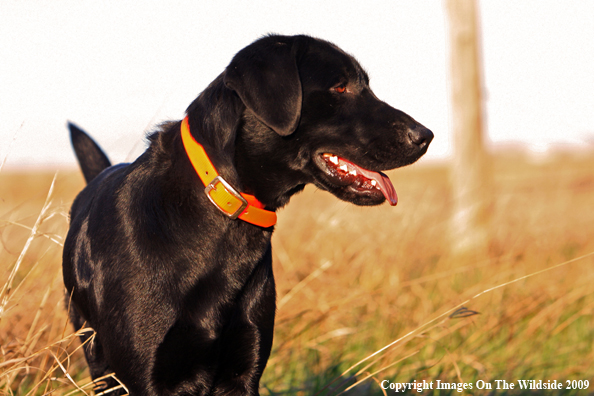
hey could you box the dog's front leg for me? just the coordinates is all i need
[211,249,276,396]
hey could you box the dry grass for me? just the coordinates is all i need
[1,151,593,395]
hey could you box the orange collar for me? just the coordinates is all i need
[180,116,277,228]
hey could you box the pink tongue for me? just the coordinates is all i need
[356,166,398,206]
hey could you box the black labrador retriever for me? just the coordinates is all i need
[63,34,433,395]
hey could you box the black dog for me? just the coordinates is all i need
[63,34,433,395]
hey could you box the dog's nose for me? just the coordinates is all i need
[408,127,434,150]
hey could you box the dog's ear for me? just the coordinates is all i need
[224,36,302,136]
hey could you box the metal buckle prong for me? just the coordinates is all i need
[204,175,248,220]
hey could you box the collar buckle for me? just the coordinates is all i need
[204,175,248,220]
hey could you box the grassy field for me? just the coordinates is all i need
[1,152,593,395]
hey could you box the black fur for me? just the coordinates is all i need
[68,121,112,183]
[63,34,433,395]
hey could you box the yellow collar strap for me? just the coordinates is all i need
[180,116,277,228]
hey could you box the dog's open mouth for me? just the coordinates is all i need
[318,153,398,205]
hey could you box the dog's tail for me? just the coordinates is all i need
[68,122,112,184]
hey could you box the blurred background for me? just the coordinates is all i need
[1,1,593,395]
[1,0,593,168]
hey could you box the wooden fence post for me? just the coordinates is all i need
[445,0,491,255]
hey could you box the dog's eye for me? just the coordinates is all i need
[333,84,347,94]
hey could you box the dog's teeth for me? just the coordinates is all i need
[330,156,339,165]
[371,180,377,187]
[339,164,348,172]
[349,169,357,176]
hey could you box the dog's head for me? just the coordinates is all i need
[194,34,433,209]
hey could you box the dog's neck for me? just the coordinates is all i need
[185,74,243,186]
[180,116,277,228]
[181,74,307,212]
